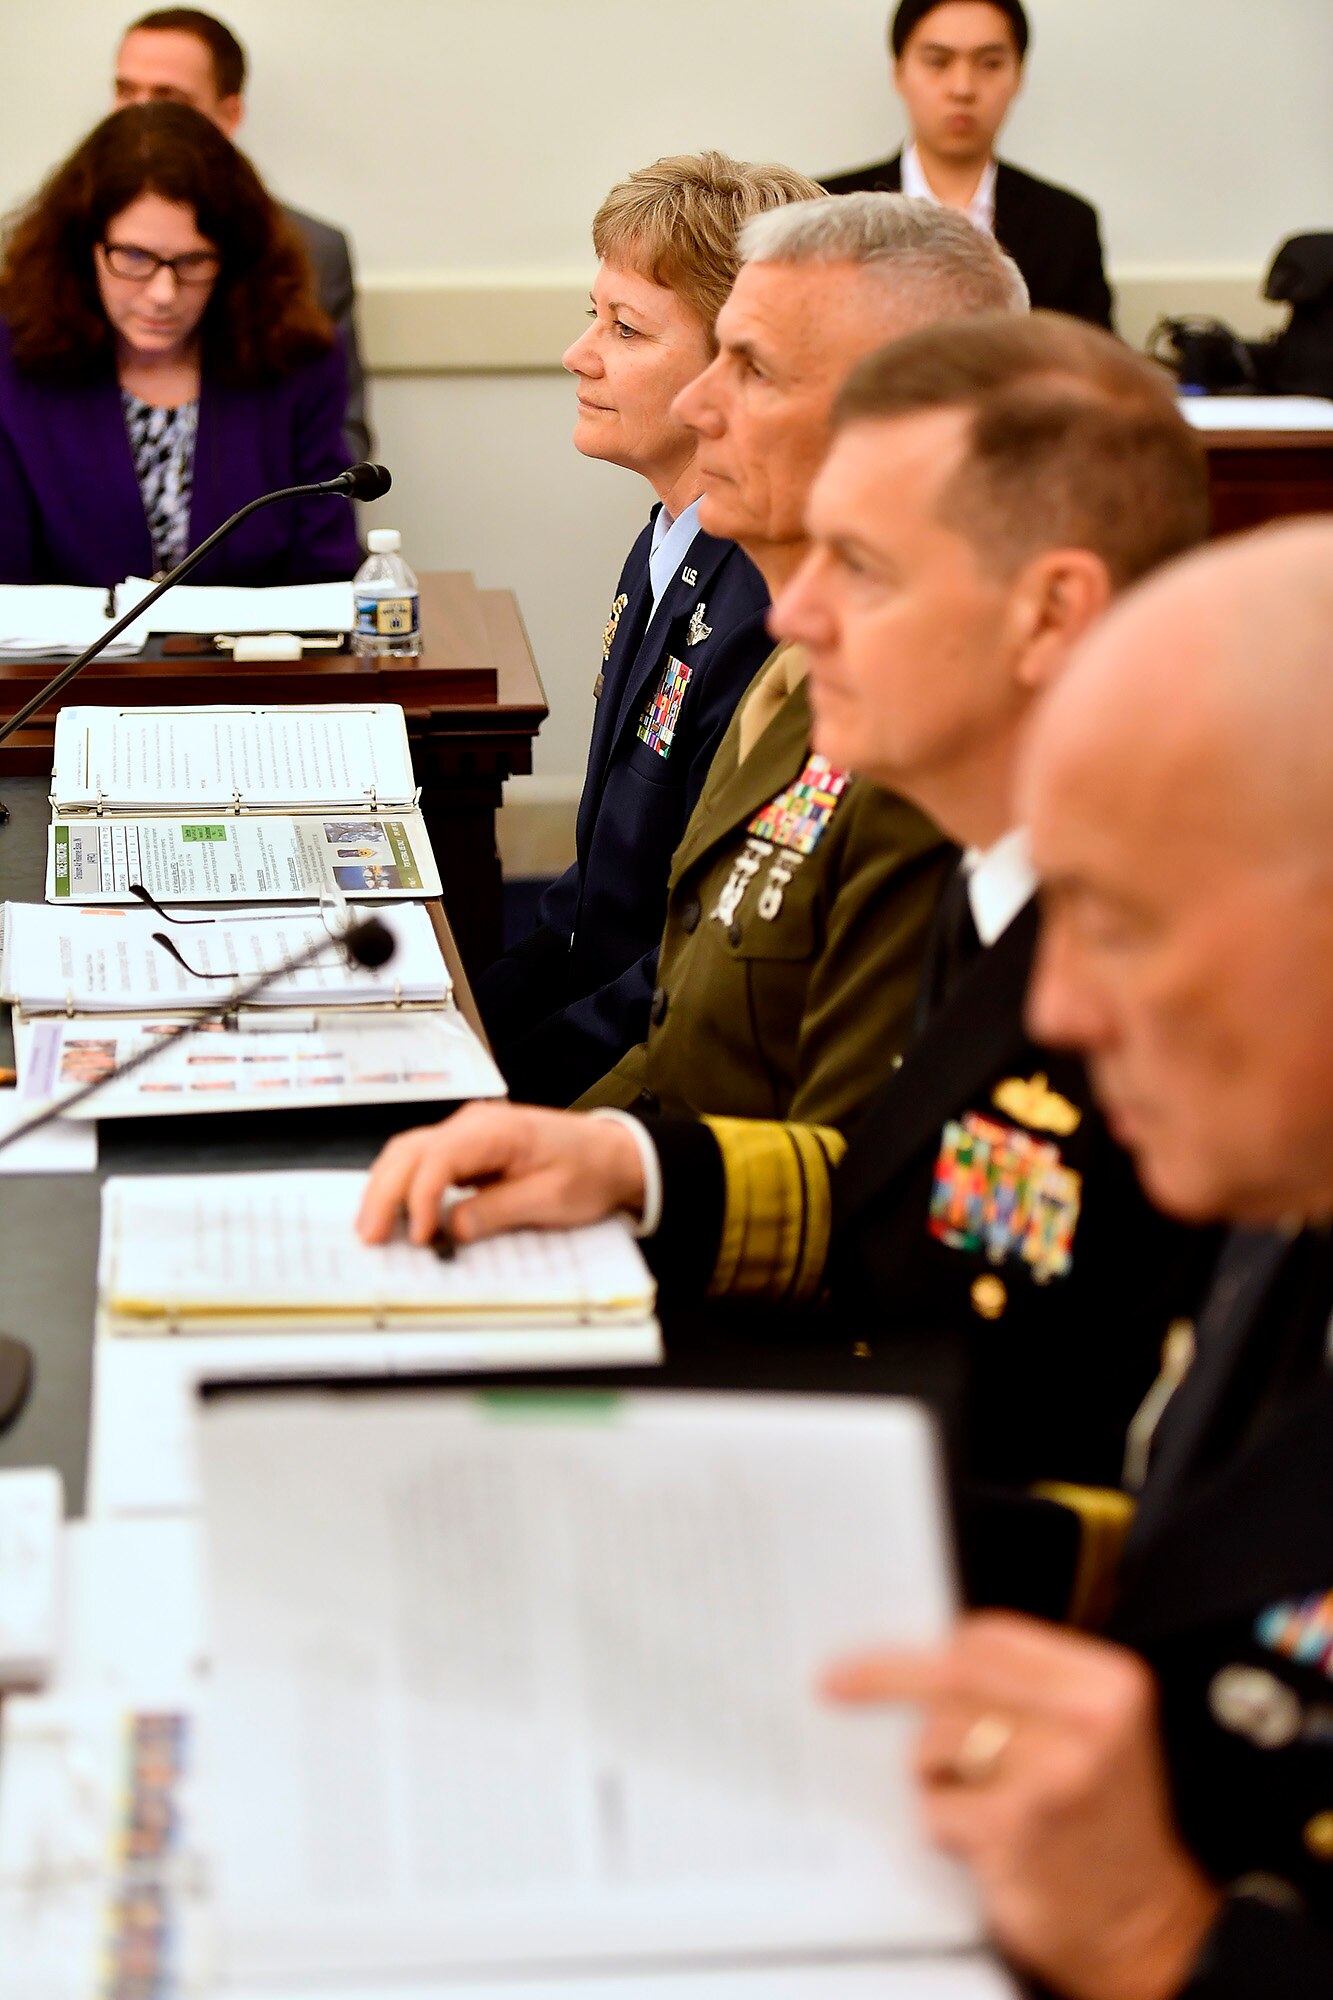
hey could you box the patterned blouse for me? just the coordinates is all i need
[121,391,199,576]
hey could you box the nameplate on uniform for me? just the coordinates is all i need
[748,756,851,856]
[637,655,691,758]
[929,1111,1082,1286]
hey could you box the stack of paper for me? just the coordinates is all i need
[98,1170,657,1335]
[117,574,356,634]
[0,585,149,657]
[194,1385,1012,1994]
[0,900,449,1013]
[15,1008,503,1120]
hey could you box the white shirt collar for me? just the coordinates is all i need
[901,141,998,236]
[961,826,1035,945]
[648,497,704,617]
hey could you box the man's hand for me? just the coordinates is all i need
[356,1102,646,1247]
[823,1613,1222,2000]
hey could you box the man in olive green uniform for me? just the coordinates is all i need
[576,194,1027,1127]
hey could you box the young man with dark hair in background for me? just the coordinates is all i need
[823,0,1114,329]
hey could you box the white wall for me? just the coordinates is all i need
[4,1,1332,860]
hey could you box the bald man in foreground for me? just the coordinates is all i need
[825,520,1333,1998]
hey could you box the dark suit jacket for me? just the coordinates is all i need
[1109,1228,1333,1997]
[284,204,371,463]
[475,513,772,1105]
[0,321,360,588]
[821,153,1115,330]
[649,897,1216,1495]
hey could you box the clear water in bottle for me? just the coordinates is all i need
[352,528,421,657]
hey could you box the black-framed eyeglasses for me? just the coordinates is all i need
[99,241,221,286]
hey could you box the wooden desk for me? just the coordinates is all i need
[0,572,548,977]
[1204,430,1333,538]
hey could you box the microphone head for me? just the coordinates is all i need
[343,917,396,969]
[340,461,392,502]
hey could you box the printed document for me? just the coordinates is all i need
[198,1388,980,1985]
[97,1169,656,1332]
[50,703,417,813]
[118,573,355,634]
[47,809,440,903]
[16,1009,503,1119]
[0,585,149,657]
[0,900,447,1013]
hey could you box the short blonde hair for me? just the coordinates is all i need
[592,151,824,342]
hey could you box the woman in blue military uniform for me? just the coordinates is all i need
[475,151,821,1106]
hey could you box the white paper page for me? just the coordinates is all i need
[225,1961,1018,2000]
[0,1096,97,1175]
[1180,393,1333,430]
[46,807,440,904]
[16,1009,502,1120]
[199,1390,973,1982]
[1,900,446,1012]
[0,583,149,656]
[87,1317,663,1517]
[119,574,356,633]
[51,703,415,811]
[98,1170,655,1327]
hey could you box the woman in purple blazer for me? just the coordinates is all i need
[0,103,360,588]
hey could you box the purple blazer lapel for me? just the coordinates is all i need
[68,374,156,582]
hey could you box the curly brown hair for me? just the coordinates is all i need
[0,103,333,386]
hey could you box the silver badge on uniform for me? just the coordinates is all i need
[757,849,804,921]
[686,602,712,648]
[711,836,772,927]
[1208,1664,1303,1750]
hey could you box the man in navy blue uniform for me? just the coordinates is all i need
[476,153,821,1106]
[825,521,1333,1999]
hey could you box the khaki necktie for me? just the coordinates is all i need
[736,642,808,763]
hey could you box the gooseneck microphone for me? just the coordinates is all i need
[0,912,395,1158]
[0,461,392,760]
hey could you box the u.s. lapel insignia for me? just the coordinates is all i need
[929,1111,1083,1284]
[682,565,699,587]
[992,1072,1082,1137]
[602,592,629,663]
[686,602,712,648]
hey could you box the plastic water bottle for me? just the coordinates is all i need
[352,528,421,657]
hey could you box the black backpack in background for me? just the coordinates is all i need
[1147,233,1333,399]
[1251,233,1333,396]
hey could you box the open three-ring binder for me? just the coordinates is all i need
[45,702,441,904]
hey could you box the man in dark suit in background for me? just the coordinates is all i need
[113,6,372,460]
[823,0,1114,329]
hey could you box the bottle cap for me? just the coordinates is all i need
[367,528,402,554]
